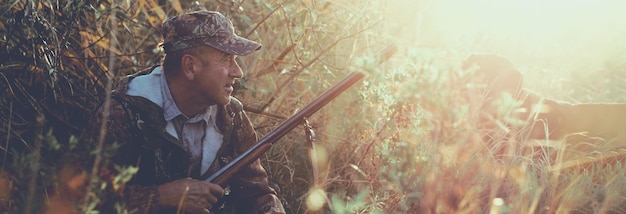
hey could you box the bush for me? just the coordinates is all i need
[2,0,626,213]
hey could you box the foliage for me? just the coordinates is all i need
[2,0,626,213]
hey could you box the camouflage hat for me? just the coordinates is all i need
[161,10,261,55]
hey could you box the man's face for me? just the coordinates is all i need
[189,46,243,106]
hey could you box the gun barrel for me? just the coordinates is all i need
[208,44,397,185]
[208,72,365,185]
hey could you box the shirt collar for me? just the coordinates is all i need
[161,71,185,121]
[160,70,215,125]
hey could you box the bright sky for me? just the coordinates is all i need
[384,0,626,74]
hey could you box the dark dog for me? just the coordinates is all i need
[463,54,626,155]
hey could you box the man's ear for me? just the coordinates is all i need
[180,54,196,80]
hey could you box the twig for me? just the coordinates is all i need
[244,106,287,120]
[253,43,296,78]
[277,1,304,66]
[257,23,379,112]
[83,4,118,211]
[2,102,11,169]
[25,113,44,214]
[550,148,626,172]
[256,39,339,112]
[64,49,157,59]
[245,4,281,38]
[0,71,15,96]
[355,105,401,168]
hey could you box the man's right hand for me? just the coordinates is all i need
[157,178,224,214]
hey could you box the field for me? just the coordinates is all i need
[1,0,626,213]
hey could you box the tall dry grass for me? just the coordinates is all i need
[2,0,626,213]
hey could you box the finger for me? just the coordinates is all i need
[205,193,218,205]
[207,183,224,197]
[189,206,211,214]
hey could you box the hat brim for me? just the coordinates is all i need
[202,35,261,56]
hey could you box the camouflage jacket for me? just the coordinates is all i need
[82,67,284,213]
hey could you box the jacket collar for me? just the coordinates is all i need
[113,66,238,167]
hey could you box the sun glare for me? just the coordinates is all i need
[384,0,626,88]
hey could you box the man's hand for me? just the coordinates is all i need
[158,178,224,214]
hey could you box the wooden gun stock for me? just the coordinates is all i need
[208,44,398,186]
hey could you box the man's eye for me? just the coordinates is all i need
[225,56,236,63]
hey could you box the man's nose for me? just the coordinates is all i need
[230,61,243,78]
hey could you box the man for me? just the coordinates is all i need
[82,10,285,214]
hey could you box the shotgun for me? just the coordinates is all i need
[208,44,398,186]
